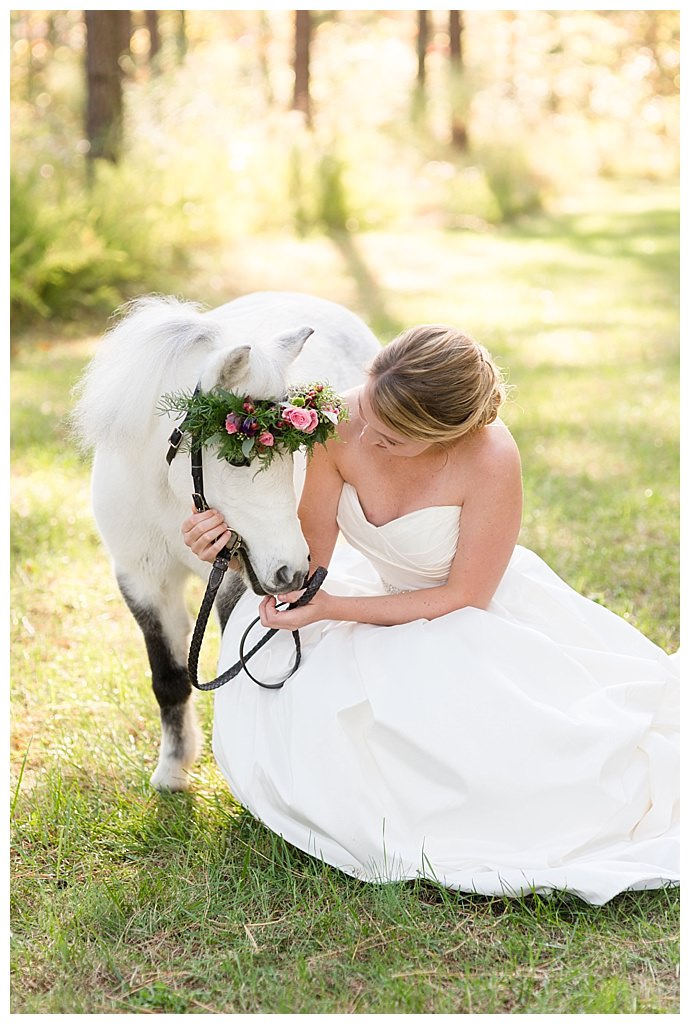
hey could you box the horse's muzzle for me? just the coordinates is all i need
[272,565,308,594]
[240,550,308,597]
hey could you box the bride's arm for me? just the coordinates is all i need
[297,438,344,571]
[262,429,522,628]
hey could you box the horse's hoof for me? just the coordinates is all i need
[150,763,192,792]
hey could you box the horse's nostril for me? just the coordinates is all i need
[275,566,306,591]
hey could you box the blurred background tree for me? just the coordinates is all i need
[145,11,161,66]
[417,10,429,88]
[84,10,131,165]
[448,11,468,150]
[9,8,680,331]
[292,9,312,126]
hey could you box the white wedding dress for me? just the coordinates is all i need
[213,483,679,905]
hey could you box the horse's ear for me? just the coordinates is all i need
[200,345,251,392]
[271,326,315,366]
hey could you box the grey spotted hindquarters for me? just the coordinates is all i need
[118,566,245,791]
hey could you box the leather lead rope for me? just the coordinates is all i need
[188,558,328,692]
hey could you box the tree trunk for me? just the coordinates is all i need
[84,10,131,164]
[417,10,429,87]
[115,9,132,61]
[449,10,463,63]
[146,10,161,65]
[449,10,469,150]
[258,10,275,105]
[176,11,187,63]
[293,10,312,126]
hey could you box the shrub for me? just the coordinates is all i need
[480,144,546,222]
[10,161,191,331]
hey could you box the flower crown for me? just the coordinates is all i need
[159,382,348,467]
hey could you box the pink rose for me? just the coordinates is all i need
[225,412,241,435]
[258,431,274,447]
[282,404,319,434]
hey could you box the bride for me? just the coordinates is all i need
[182,324,679,906]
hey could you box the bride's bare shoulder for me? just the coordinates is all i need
[460,419,521,481]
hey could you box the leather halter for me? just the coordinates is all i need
[166,384,244,562]
[165,389,327,690]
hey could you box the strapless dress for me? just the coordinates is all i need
[212,483,679,905]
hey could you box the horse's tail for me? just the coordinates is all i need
[71,295,221,453]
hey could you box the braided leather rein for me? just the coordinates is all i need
[188,558,327,691]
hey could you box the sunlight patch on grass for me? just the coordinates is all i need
[555,181,679,217]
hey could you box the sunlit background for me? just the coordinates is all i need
[10,9,680,330]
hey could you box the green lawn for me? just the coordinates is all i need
[10,179,679,1013]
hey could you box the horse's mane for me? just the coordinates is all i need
[72,295,220,452]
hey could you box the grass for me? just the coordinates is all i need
[10,179,679,1013]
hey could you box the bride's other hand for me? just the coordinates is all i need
[259,590,330,630]
[181,507,239,566]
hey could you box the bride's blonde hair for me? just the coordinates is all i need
[367,324,508,444]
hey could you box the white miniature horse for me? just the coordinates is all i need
[73,291,380,790]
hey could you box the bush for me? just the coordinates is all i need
[10,161,191,331]
[480,145,546,222]
[10,170,59,322]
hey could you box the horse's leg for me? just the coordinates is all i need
[117,565,202,791]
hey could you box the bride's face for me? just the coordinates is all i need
[357,386,431,458]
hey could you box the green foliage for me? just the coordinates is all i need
[10,172,55,320]
[287,141,358,235]
[480,145,547,222]
[10,161,192,330]
[10,170,125,324]
[317,151,351,232]
[288,142,315,237]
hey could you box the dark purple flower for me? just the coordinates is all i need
[242,417,259,436]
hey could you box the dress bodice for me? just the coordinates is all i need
[336,482,461,593]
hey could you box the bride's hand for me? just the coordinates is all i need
[259,590,330,630]
[181,507,240,567]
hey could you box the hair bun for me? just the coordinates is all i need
[368,325,509,443]
[485,384,503,427]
